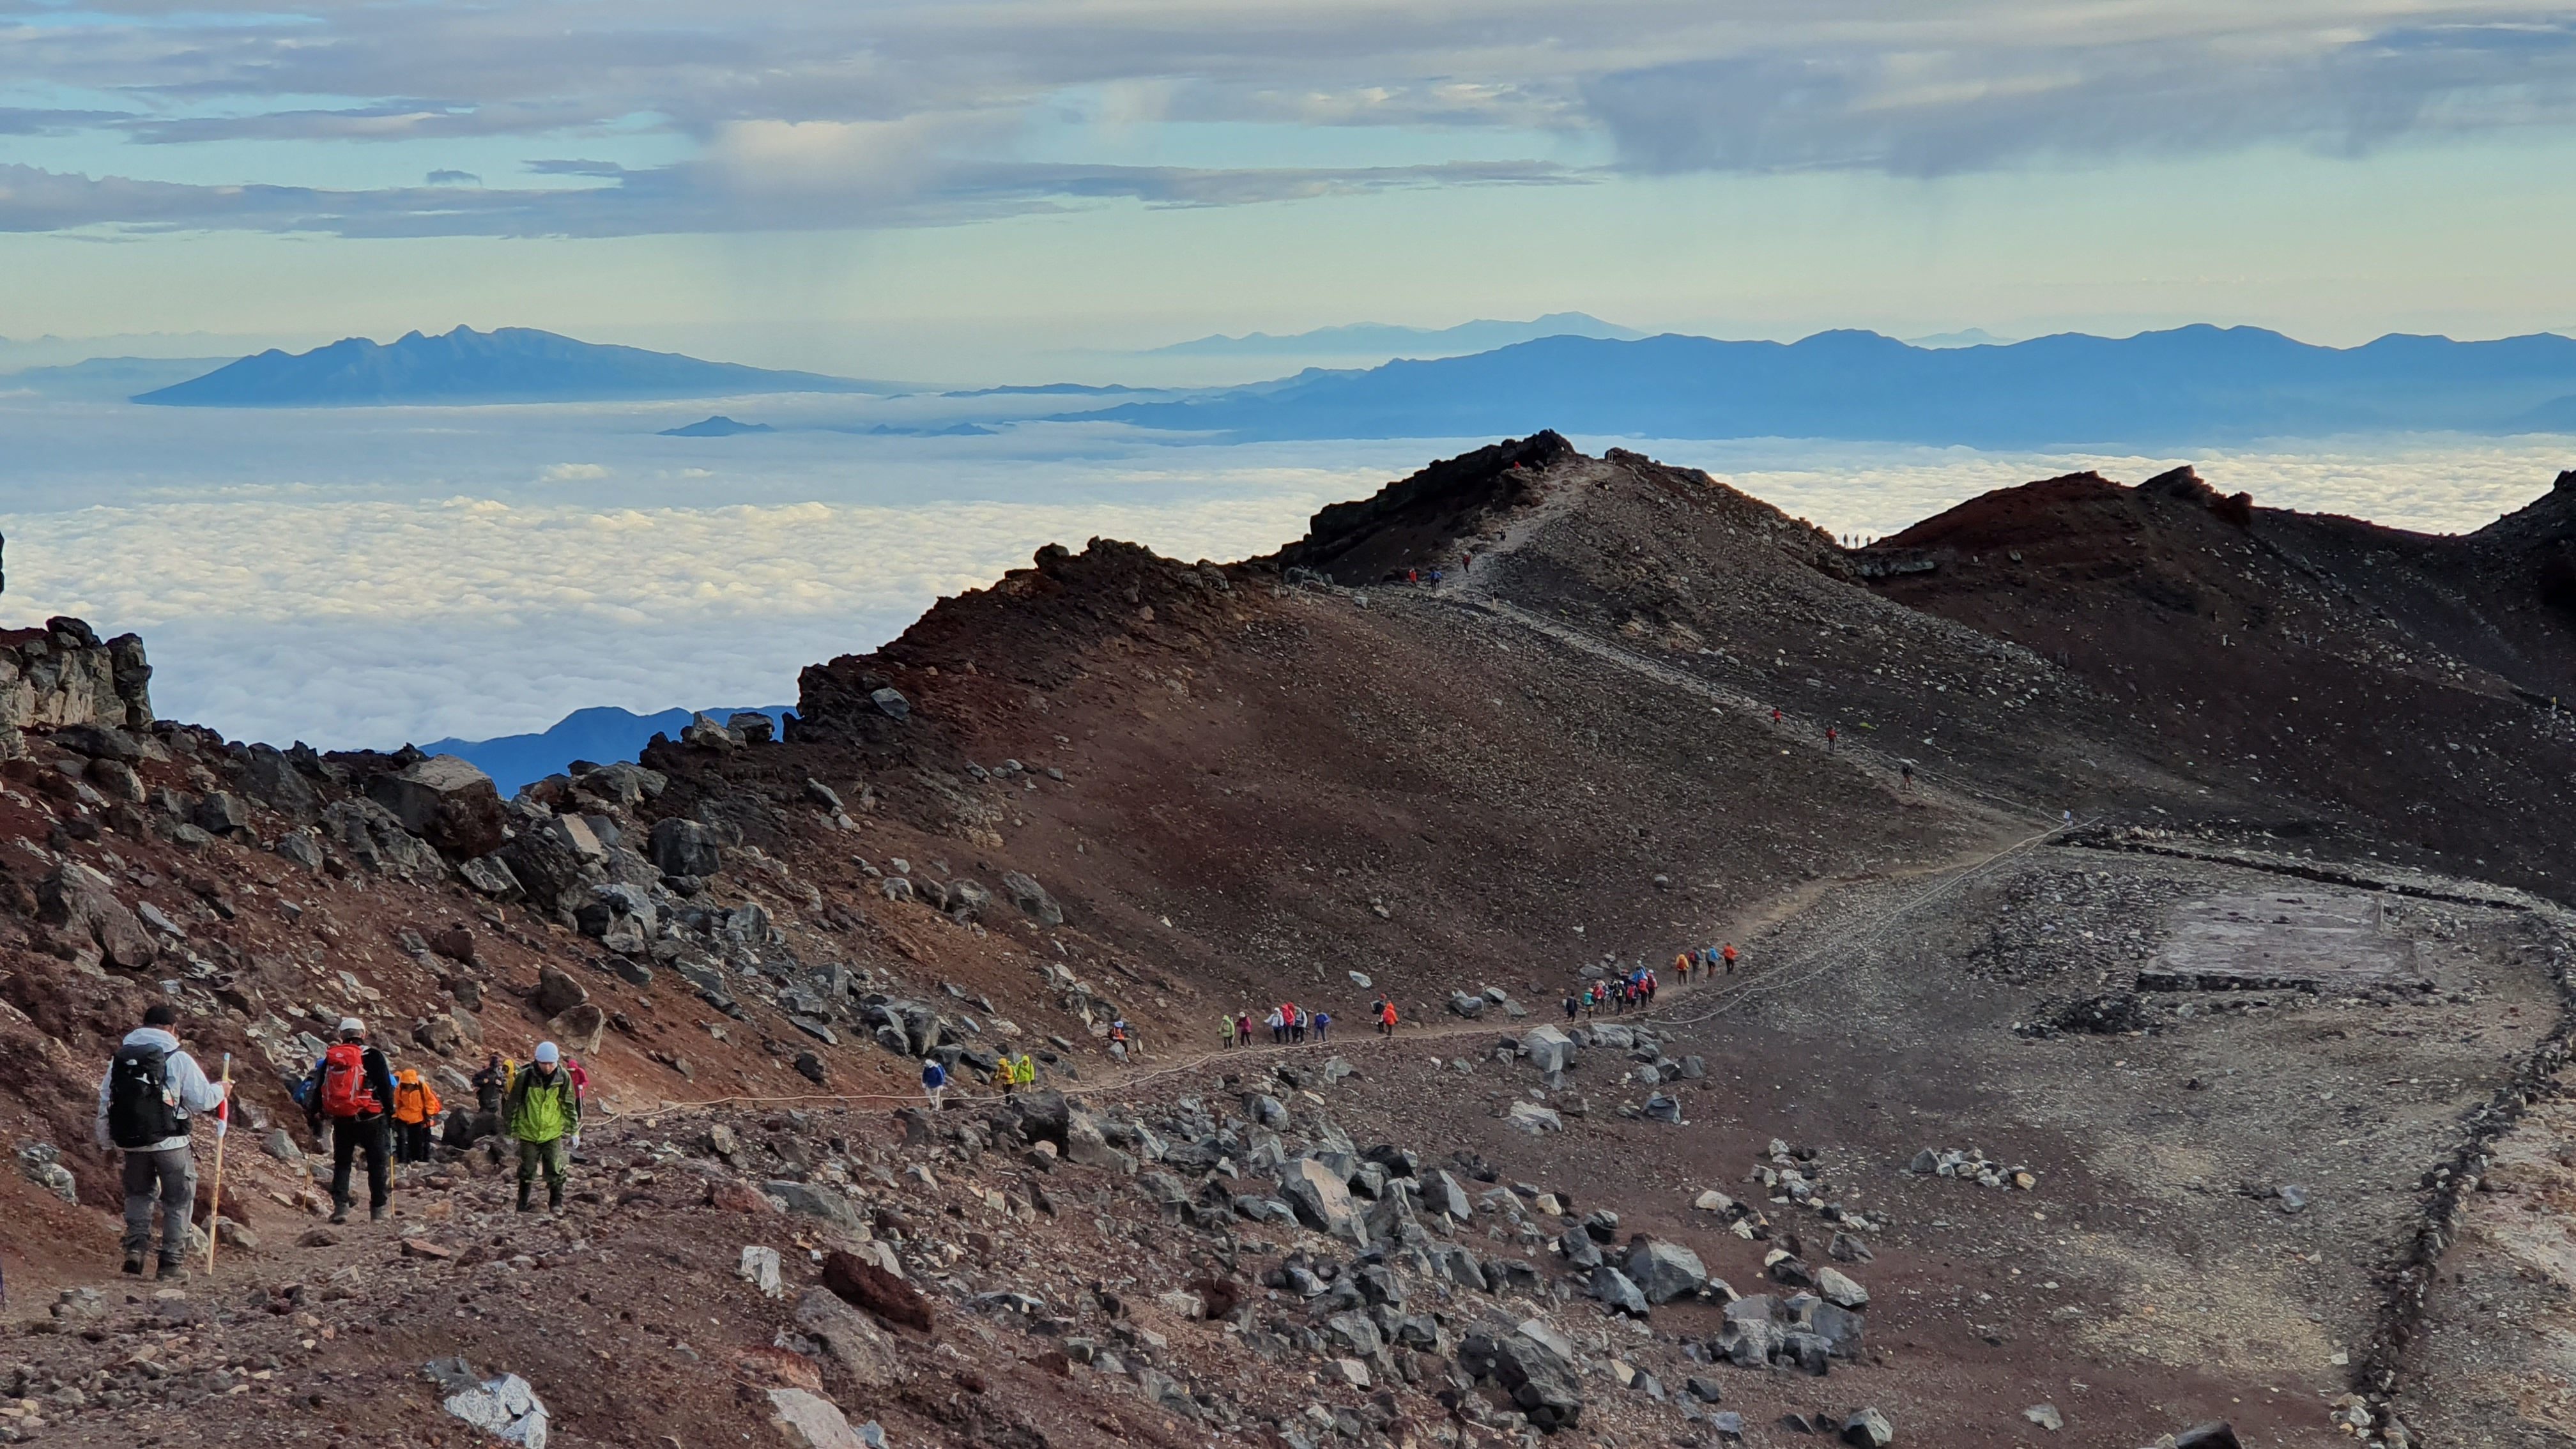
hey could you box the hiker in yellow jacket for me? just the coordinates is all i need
[505,1041,579,1214]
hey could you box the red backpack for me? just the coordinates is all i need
[319,1043,379,1117]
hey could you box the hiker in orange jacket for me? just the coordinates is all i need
[390,1068,443,1169]
[1376,1000,1398,1037]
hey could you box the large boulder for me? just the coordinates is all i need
[531,965,589,1017]
[548,1004,606,1055]
[821,1248,933,1332]
[321,797,442,878]
[792,1289,902,1386]
[1521,1025,1576,1074]
[366,756,506,857]
[1590,1265,1649,1316]
[1489,1332,1584,1431]
[767,1388,872,1449]
[1278,1156,1370,1245]
[999,871,1064,925]
[1506,1101,1563,1135]
[240,743,321,821]
[500,813,608,915]
[36,861,154,969]
[649,817,723,880]
[1423,1169,1473,1222]
[1625,1239,1710,1304]
[1447,992,1487,1020]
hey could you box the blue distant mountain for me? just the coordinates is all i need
[659,415,774,436]
[1147,312,1643,358]
[420,703,790,794]
[1082,326,2576,447]
[134,326,884,407]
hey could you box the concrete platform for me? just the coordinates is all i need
[2138,890,2419,992]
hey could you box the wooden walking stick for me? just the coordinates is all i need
[203,1054,233,1275]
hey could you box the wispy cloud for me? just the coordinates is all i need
[5,2,2576,236]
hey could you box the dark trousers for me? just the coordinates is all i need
[396,1122,433,1163]
[329,1117,390,1209]
[120,1147,195,1264]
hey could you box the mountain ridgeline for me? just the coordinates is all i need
[1083,325,2576,446]
[132,326,881,407]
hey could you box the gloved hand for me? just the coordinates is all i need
[568,1134,581,1153]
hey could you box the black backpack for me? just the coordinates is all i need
[107,1044,185,1149]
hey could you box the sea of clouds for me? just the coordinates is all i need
[2,391,2568,750]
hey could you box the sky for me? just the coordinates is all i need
[8,2,2576,375]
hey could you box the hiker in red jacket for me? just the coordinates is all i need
[302,1018,397,1224]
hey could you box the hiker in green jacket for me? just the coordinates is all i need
[505,1041,581,1213]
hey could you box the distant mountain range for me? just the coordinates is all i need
[133,326,884,408]
[422,703,790,793]
[1082,326,2576,447]
[1146,312,1643,358]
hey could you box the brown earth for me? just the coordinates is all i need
[1,435,2572,1449]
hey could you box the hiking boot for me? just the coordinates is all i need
[328,1204,349,1225]
[515,1183,532,1213]
[155,1259,187,1284]
[121,1251,146,1276]
[547,1186,564,1213]
[369,1204,388,1223]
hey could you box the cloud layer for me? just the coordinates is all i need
[6,2,2576,236]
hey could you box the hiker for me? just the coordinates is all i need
[1221,1014,1237,1050]
[1377,1000,1398,1036]
[1771,707,1782,726]
[390,1068,441,1169]
[1268,1006,1285,1045]
[1562,992,1579,1022]
[921,1055,948,1108]
[1013,1052,1037,1095]
[505,1041,579,1214]
[1108,1019,1131,1061]
[472,1054,507,1114]
[1673,951,1691,983]
[1313,1010,1331,1043]
[96,1003,227,1280]
[302,1018,396,1225]
[1825,724,1839,753]
[1236,1011,1254,1047]
[1291,1007,1307,1045]
[1722,943,1738,974]
[1644,970,1659,1004]
[1900,760,1915,792]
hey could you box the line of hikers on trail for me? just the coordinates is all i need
[1214,997,1401,1049]
[93,1006,594,1280]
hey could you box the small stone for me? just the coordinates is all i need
[1842,1406,1894,1447]
[2023,1404,2062,1431]
[2276,1184,2308,1214]
[739,1245,783,1298]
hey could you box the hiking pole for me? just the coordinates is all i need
[204,1054,233,1275]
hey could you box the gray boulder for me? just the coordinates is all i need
[365,755,506,857]
[1278,1156,1369,1245]
[1521,1025,1576,1073]
[1590,1266,1649,1316]
[1000,871,1064,926]
[1843,1407,1894,1447]
[1424,1169,1473,1222]
[648,816,723,880]
[1624,1239,1709,1304]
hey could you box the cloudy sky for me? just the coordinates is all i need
[8,1,2576,369]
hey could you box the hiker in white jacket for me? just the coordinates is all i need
[95,1004,226,1280]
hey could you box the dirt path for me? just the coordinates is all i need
[599,821,2067,1122]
